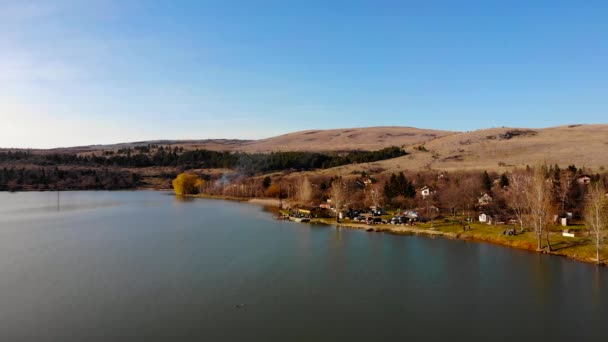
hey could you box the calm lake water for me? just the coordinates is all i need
[0,191,606,341]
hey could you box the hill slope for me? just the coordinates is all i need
[4,124,607,172]
[16,127,455,154]
[238,126,454,152]
[318,124,608,174]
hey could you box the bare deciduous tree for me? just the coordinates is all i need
[296,176,313,204]
[558,171,574,213]
[331,177,346,223]
[526,166,555,251]
[367,183,383,209]
[426,193,439,229]
[439,180,461,218]
[458,176,480,222]
[506,171,531,232]
[585,182,607,264]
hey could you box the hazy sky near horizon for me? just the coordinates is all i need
[1,0,607,148]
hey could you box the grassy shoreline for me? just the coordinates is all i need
[173,192,608,267]
[302,217,607,266]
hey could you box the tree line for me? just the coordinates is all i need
[0,146,406,174]
[0,167,142,191]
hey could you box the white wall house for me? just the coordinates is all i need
[420,186,431,199]
[576,175,591,185]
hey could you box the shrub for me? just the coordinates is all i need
[172,172,204,195]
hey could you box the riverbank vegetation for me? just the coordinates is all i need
[179,163,607,265]
[172,172,205,196]
[2,145,607,265]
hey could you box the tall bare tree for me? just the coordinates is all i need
[368,183,383,209]
[506,171,531,232]
[585,182,607,264]
[439,180,461,218]
[296,176,313,204]
[557,170,574,213]
[526,166,555,251]
[458,176,480,222]
[331,177,346,223]
[426,193,439,229]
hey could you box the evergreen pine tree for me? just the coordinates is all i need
[482,171,492,192]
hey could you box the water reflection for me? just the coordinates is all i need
[0,191,607,342]
[173,195,195,203]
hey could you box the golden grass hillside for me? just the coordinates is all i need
[17,124,608,174]
[237,126,454,152]
[306,124,608,175]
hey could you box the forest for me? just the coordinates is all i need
[0,166,142,191]
[0,146,406,174]
[0,146,406,191]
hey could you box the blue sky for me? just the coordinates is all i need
[1,0,607,148]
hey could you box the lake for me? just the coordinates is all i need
[0,191,606,341]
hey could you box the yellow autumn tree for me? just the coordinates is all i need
[172,172,204,195]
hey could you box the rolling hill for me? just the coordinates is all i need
[4,124,608,172]
[317,124,608,174]
[237,126,454,152]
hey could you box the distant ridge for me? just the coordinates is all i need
[3,124,608,171]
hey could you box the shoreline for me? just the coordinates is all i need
[177,192,606,267]
[4,189,604,267]
[301,217,606,267]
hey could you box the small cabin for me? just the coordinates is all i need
[478,193,493,206]
[420,186,432,199]
[576,175,591,185]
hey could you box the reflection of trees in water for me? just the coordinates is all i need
[591,267,603,307]
[174,196,195,203]
[531,254,551,307]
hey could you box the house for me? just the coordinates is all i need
[420,186,432,199]
[576,175,591,185]
[479,213,490,224]
[478,193,493,206]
